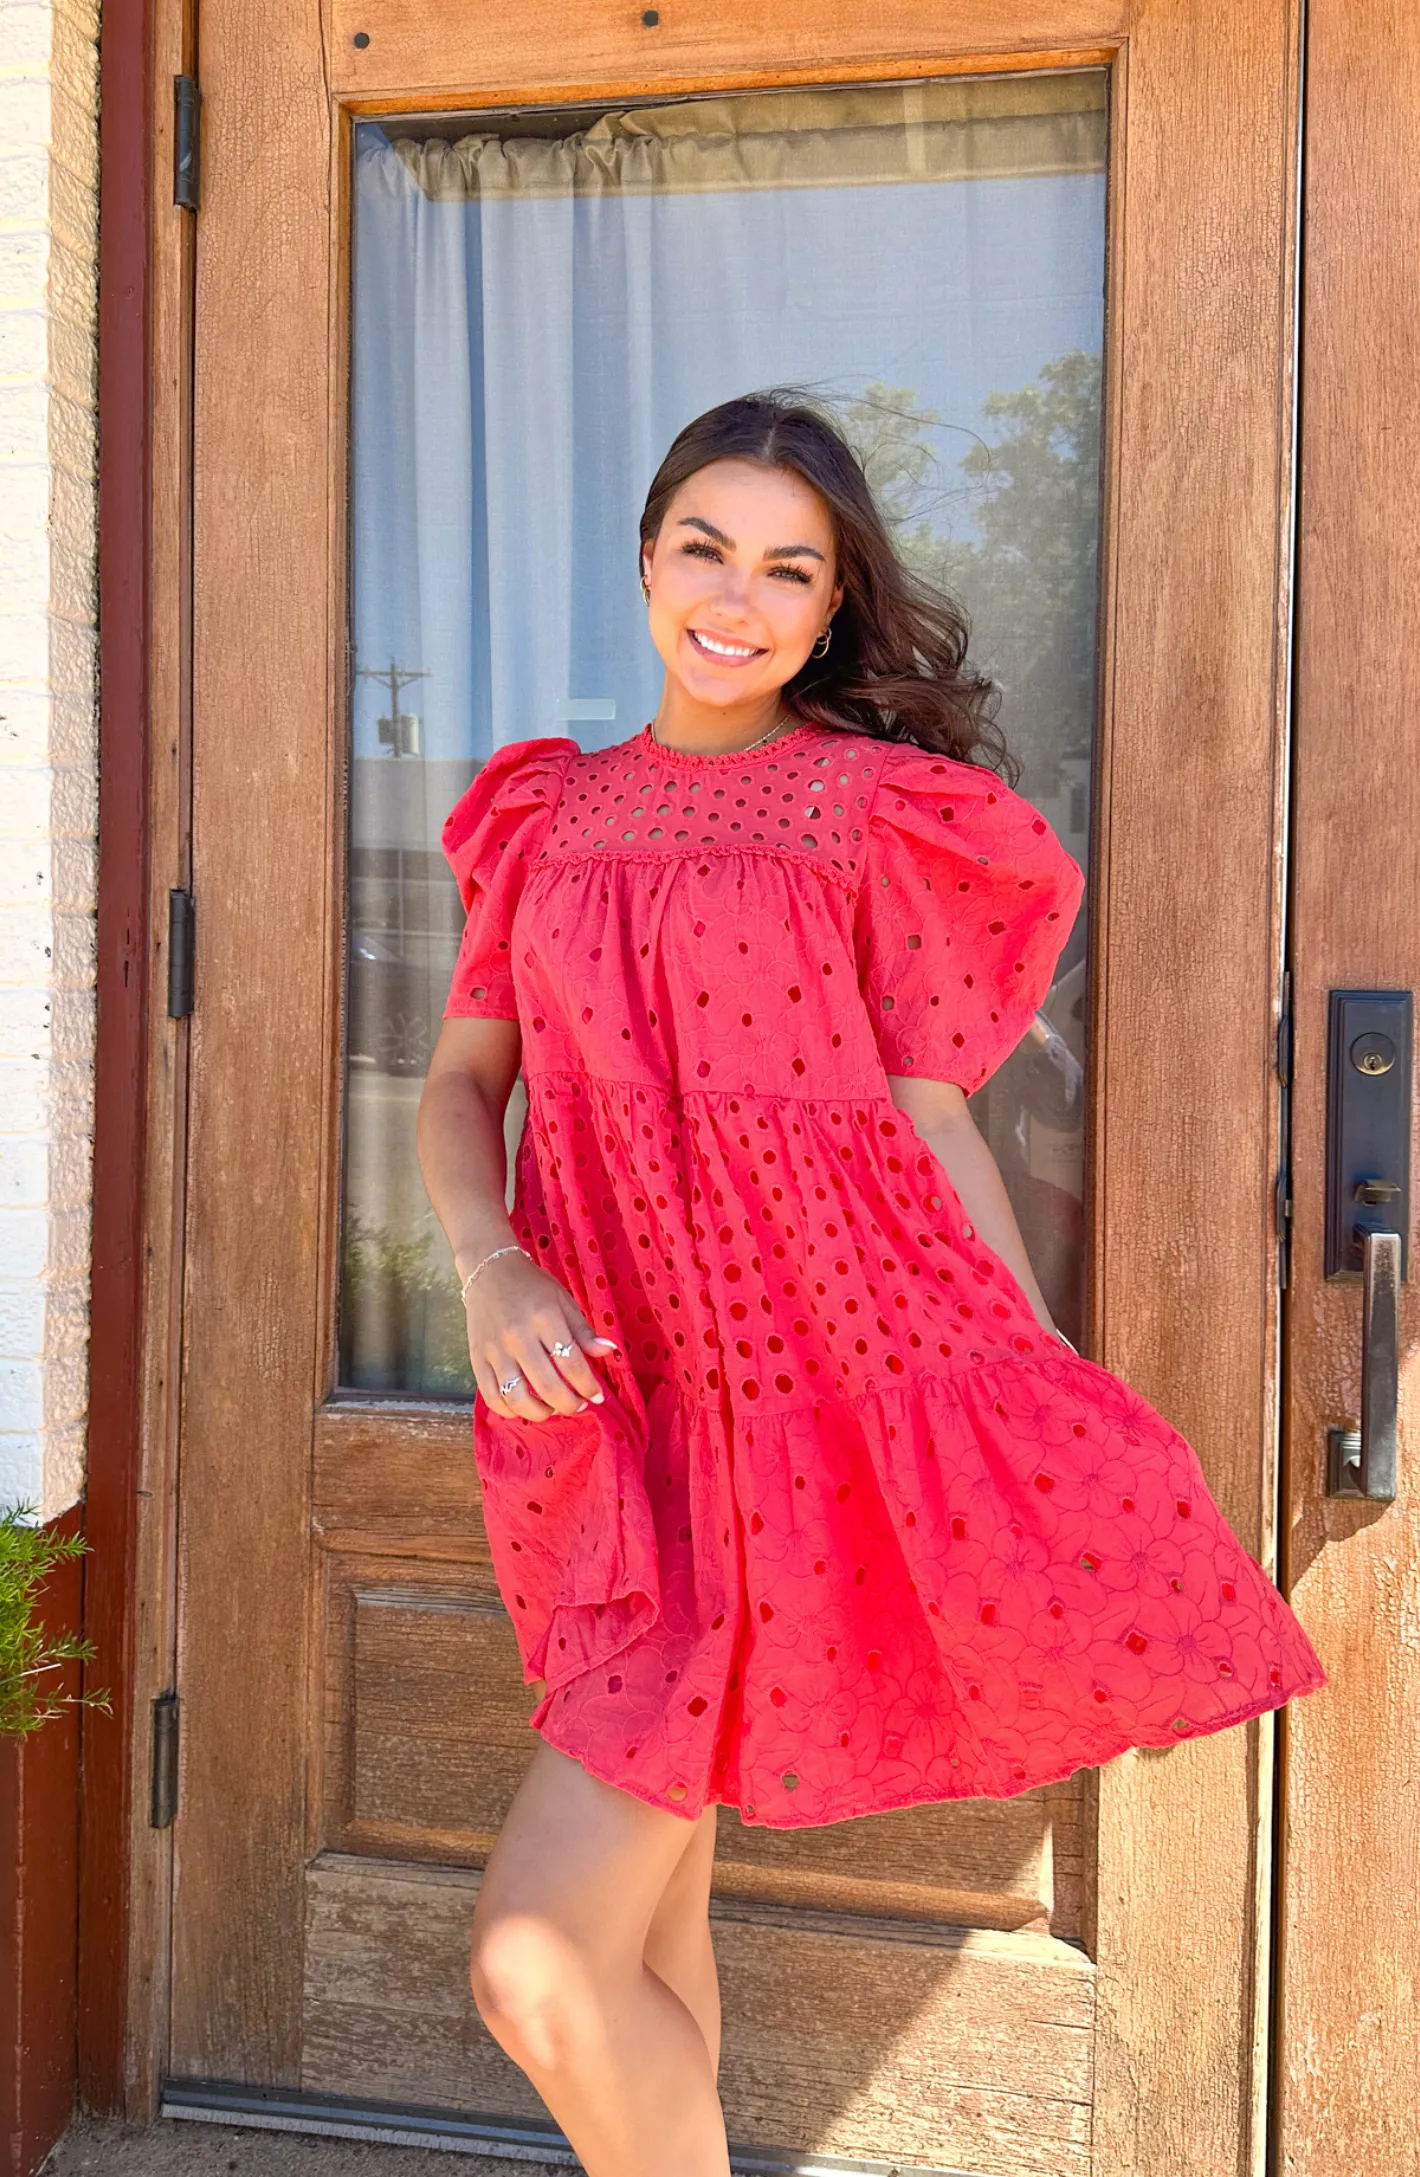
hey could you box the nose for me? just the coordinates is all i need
[709,561,754,618]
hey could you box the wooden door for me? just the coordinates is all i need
[1276,0,1420,2168]
[165,4,1305,2171]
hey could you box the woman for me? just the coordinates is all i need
[417,390,1325,2176]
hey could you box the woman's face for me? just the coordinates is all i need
[642,458,843,711]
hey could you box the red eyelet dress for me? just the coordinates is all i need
[441,721,1326,1827]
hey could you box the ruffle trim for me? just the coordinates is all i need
[474,1352,1328,1825]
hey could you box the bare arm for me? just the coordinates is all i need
[418,1017,616,1421]
[884,1072,1065,1341]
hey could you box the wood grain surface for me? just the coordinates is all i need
[1279,0,1420,2166]
[313,1406,490,1557]
[325,0,1124,107]
[302,1854,1095,2173]
[170,0,334,2081]
[112,0,192,2121]
[165,0,1305,2165]
[1085,1,1302,2168]
[316,1546,1086,1935]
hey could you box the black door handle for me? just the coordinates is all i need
[1328,1227,1400,1501]
[1325,991,1410,1502]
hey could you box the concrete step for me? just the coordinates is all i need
[41,2117,565,2177]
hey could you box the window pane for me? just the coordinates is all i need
[341,71,1106,1396]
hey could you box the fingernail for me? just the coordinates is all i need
[590,1391,605,1404]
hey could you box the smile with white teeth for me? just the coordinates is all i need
[689,628,763,662]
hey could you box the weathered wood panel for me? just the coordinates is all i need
[313,1407,489,1558]
[171,0,333,2081]
[325,0,1125,107]
[1280,0,1420,2167]
[337,1569,538,1852]
[302,1855,1094,2174]
[172,0,1301,2162]
[1086,0,1302,2165]
[321,1553,1084,1936]
[121,0,193,2114]
[712,1798,1060,1937]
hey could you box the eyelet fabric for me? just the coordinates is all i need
[440,723,1326,1825]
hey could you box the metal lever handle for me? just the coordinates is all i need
[1328,1227,1400,1500]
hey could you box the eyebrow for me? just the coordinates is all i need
[677,516,825,564]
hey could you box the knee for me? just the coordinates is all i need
[469,1907,588,2076]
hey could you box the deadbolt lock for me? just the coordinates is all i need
[1325,992,1411,1501]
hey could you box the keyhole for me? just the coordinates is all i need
[1351,1032,1396,1075]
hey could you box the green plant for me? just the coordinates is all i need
[0,1505,110,1737]
[842,358,1104,792]
[340,1215,476,1397]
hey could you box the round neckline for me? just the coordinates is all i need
[637,720,814,769]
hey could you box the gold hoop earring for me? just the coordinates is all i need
[641,575,651,605]
[811,624,832,659]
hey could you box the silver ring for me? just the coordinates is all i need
[498,1373,524,1397]
[549,1339,575,1359]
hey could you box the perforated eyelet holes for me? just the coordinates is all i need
[539,725,871,880]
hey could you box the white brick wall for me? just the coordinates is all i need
[0,0,99,1520]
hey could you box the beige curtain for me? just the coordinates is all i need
[393,74,1106,201]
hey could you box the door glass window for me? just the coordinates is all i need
[341,71,1107,1397]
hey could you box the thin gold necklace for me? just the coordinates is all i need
[650,713,792,756]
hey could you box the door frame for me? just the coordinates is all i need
[82,0,1334,2166]
[1278,3,1420,2168]
[80,0,158,2114]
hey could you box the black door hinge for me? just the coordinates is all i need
[168,887,195,1017]
[1276,972,1294,1087]
[151,1691,179,1828]
[174,75,201,210]
[1275,1164,1292,1288]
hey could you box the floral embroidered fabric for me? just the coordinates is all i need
[442,721,1326,1826]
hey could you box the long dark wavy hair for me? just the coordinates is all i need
[639,388,1016,780]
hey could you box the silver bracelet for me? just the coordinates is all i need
[459,1244,529,1304]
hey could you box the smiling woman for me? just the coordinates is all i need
[412,391,1327,2177]
[636,397,1004,767]
[643,459,841,737]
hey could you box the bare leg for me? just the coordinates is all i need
[470,1741,730,2177]
[644,1798,721,2073]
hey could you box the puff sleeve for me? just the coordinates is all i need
[855,746,1085,1092]
[441,736,575,1019]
